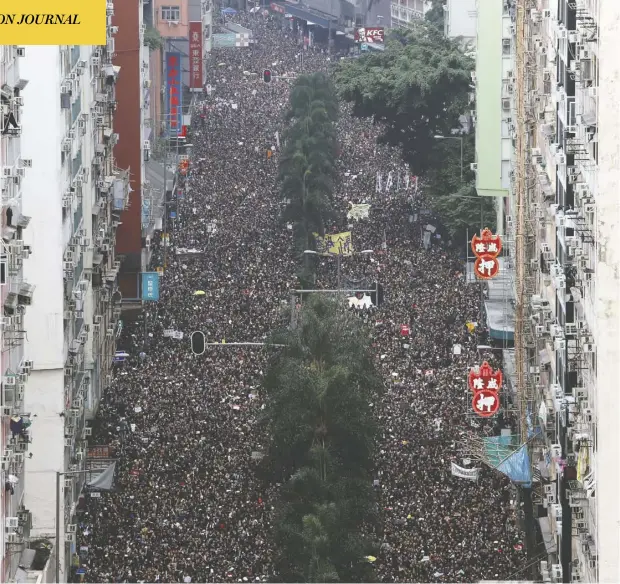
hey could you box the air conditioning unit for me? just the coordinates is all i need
[470,163,477,171]
[556,152,566,165]
[550,443,562,457]
[62,139,72,152]
[1,317,13,330]
[551,564,562,580]
[582,408,594,423]
[110,25,119,34]
[2,166,14,177]
[18,158,32,168]
[543,9,551,18]
[15,168,26,177]
[16,47,25,57]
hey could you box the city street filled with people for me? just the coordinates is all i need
[78,13,526,583]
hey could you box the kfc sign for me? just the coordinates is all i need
[189,22,203,90]
[355,27,384,44]
[468,361,503,393]
[471,228,501,280]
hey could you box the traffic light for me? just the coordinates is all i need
[371,282,384,307]
[190,331,205,355]
[263,69,272,83]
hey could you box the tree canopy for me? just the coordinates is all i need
[334,21,473,176]
[279,73,340,253]
[423,134,497,242]
[261,295,381,582]
[425,0,446,30]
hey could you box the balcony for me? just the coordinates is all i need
[558,96,576,129]
[71,96,82,125]
[73,201,83,232]
[70,46,80,70]
[71,150,82,179]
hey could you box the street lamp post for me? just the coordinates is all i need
[434,135,464,183]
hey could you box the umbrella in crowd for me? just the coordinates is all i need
[76,12,526,584]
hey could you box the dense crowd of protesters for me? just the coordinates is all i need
[77,12,526,583]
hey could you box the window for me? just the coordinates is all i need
[161,6,180,21]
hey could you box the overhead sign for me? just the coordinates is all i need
[471,228,501,280]
[166,52,183,136]
[355,27,384,44]
[141,272,160,301]
[189,22,203,90]
[468,361,503,392]
[472,390,500,417]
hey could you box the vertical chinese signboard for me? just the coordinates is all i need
[471,228,502,280]
[166,52,183,136]
[469,361,502,417]
[189,22,203,91]
[141,272,160,301]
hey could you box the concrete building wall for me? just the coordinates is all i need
[113,0,144,299]
[444,0,477,40]
[595,4,620,582]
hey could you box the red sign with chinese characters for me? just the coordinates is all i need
[355,27,384,43]
[400,324,410,336]
[474,255,500,280]
[166,52,183,136]
[468,361,503,393]
[189,21,203,90]
[472,389,500,417]
[471,228,501,281]
[471,228,502,257]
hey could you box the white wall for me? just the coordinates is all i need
[596,0,620,580]
[445,0,477,40]
[22,369,65,538]
[20,47,65,370]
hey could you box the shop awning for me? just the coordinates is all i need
[485,300,515,341]
[272,2,335,29]
[537,516,558,555]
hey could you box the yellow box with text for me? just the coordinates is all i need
[0,0,107,45]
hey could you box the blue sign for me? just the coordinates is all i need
[360,43,368,52]
[141,272,160,301]
[166,52,183,136]
[170,211,177,219]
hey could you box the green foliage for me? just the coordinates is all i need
[423,134,497,242]
[334,20,473,176]
[425,0,446,30]
[279,73,339,252]
[262,296,380,582]
[144,26,163,51]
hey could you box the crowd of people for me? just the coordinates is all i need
[77,12,527,583]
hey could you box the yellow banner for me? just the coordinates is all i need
[314,232,353,256]
[0,0,107,45]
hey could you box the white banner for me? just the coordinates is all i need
[163,329,184,339]
[451,462,480,481]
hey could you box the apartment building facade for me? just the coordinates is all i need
[0,45,34,582]
[1,9,127,583]
[475,0,620,582]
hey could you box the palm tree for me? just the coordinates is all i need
[263,296,381,582]
[279,74,340,255]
